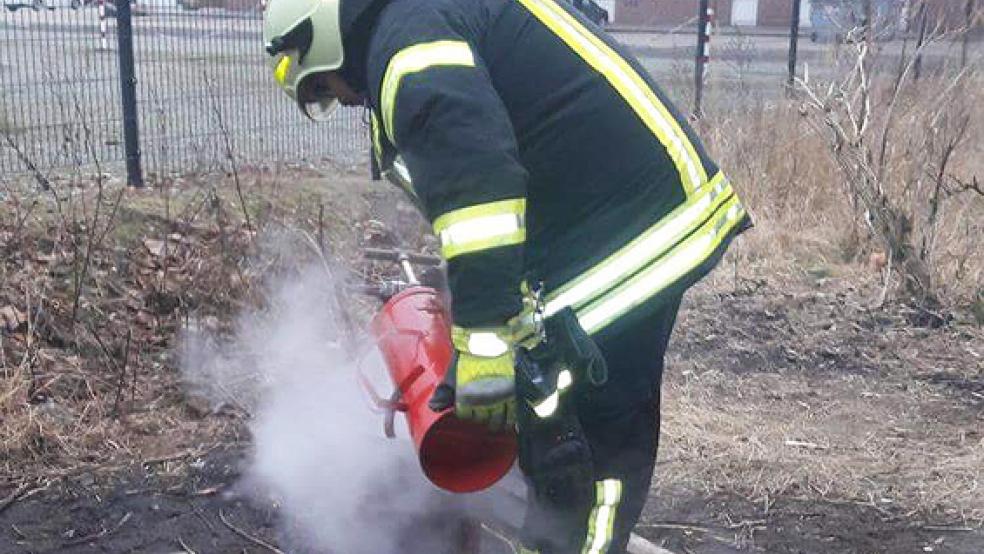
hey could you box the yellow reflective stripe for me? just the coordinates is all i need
[273,55,291,86]
[545,172,731,317]
[577,195,746,334]
[434,198,526,234]
[370,111,384,166]
[582,479,622,554]
[434,198,526,259]
[380,40,476,144]
[515,0,707,195]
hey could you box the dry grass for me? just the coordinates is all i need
[655,63,984,524]
[1,52,981,534]
[654,262,984,525]
[700,72,984,309]
[659,344,984,523]
[0,169,382,480]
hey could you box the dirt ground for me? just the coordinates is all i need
[1,168,981,553]
[3,274,981,553]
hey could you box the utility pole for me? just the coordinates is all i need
[787,0,802,88]
[694,0,711,117]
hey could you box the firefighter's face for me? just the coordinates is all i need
[309,71,364,107]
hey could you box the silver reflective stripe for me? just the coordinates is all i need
[440,213,523,252]
[576,199,745,334]
[582,479,622,554]
[433,198,527,259]
[544,173,732,318]
[382,156,417,201]
[532,390,559,418]
[557,369,573,390]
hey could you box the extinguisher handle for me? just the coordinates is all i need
[384,388,403,438]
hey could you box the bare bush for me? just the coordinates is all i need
[793,26,981,320]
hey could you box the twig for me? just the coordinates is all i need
[921,525,976,533]
[318,202,326,256]
[142,448,207,467]
[726,518,766,530]
[204,73,253,231]
[784,439,828,450]
[637,522,734,545]
[952,175,983,197]
[0,481,44,515]
[1,134,52,192]
[178,536,199,554]
[66,92,125,324]
[874,249,894,308]
[480,523,519,554]
[218,510,286,554]
[62,511,131,546]
[112,329,133,418]
[639,522,711,534]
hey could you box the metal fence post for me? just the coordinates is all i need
[962,0,976,69]
[115,0,144,187]
[913,0,927,81]
[787,0,802,89]
[694,0,710,117]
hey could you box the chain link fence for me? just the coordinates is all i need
[0,1,366,182]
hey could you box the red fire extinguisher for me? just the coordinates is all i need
[356,249,517,493]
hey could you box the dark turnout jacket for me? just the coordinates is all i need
[363,0,750,336]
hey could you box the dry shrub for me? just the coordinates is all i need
[0,169,379,478]
[702,101,848,265]
[701,63,983,311]
[657,368,984,523]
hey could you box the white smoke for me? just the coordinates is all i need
[179,262,482,553]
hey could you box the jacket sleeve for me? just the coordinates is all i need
[376,38,528,329]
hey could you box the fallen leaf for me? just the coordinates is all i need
[143,238,167,258]
[135,310,156,327]
[0,305,28,334]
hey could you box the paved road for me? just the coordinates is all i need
[613,30,980,108]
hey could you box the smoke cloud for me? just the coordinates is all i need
[179,263,487,553]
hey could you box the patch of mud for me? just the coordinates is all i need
[640,487,984,554]
[674,276,981,384]
[0,448,515,554]
[11,448,981,554]
[923,373,984,407]
[0,448,273,554]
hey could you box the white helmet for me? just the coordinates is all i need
[263,0,346,119]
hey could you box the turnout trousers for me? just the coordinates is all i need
[519,294,683,553]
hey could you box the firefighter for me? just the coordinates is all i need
[263,0,750,551]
